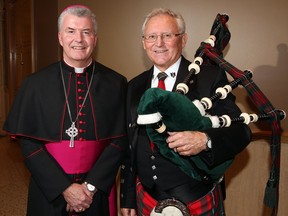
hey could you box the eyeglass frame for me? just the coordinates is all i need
[142,32,184,43]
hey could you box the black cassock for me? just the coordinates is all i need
[3,60,127,216]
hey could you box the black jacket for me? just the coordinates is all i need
[120,56,252,208]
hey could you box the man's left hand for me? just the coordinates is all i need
[166,131,208,156]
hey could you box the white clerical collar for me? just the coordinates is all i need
[63,59,93,73]
[74,67,84,73]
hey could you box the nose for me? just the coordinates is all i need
[74,31,84,41]
[155,35,165,45]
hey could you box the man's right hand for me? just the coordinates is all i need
[63,183,93,212]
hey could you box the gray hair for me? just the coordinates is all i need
[58,5,98,33]
[142,8,186,34]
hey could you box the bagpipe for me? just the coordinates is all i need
[137,14,286,215]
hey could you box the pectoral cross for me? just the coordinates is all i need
[66,122,78,148]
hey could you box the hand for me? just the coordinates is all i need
[166,131,208,156]
[121,208,137,216]
[63,183,94,212]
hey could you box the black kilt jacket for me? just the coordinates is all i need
[120,56,252,208]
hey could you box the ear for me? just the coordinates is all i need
[58,32,63,46]
[181,33,188,48]
[142,39,147,50]
[93,34,98,47]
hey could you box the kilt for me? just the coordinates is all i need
[136,179,225,216]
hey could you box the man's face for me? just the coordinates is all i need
[58,14,97,67]
[142,14,187,71]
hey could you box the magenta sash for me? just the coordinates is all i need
[46,140,117,215]
[45,140,108,174]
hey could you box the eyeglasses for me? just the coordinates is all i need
[142,32,183,43]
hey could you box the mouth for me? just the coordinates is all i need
[71,46,86,50]
[154,50,167,54]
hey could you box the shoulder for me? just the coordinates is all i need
[180,56,192,66]
[200,64,223,74]
[196,63,228,85]
[94,61,127,83]
[25,62,60,81]
[20,62,60,89]
[181,55,223,78]
[126,70,151,103]
[128,70,151,89]
[33,62,60,75]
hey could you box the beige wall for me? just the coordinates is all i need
[57,1,288,215]
[225,137,288,215]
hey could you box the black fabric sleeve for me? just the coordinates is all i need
[119,162,137,208]
[199,124,252,166]
[20,137,71,202]
[84,135,128,195]
[119,128,137,209]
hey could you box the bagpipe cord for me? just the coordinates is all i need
[201,43,281,215]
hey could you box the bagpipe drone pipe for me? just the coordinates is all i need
[136,14,286,214]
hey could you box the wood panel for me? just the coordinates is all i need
[4,0,32,110]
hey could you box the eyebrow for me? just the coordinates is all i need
[66,27,92,32]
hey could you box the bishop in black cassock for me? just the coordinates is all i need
[3,60,127,216]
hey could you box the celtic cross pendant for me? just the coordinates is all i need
[66,122,78,148]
